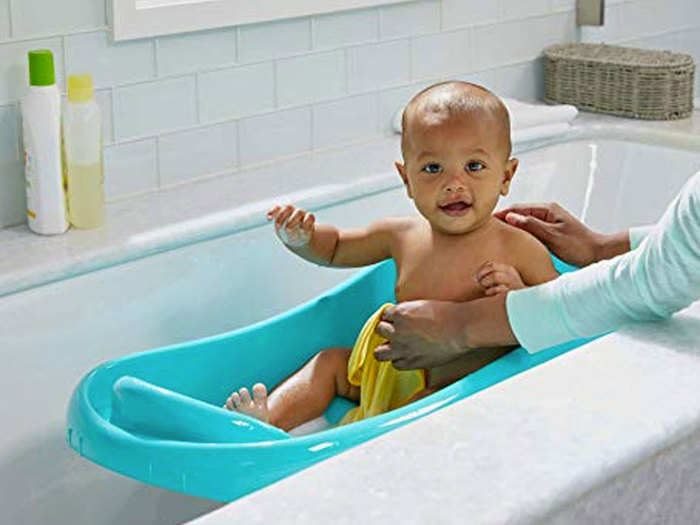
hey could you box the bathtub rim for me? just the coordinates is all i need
[1,118,700,299]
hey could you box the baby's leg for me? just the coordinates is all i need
[225,347,358,432]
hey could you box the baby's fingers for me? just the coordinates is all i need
[476,261,512,280]
[274,205,295,228]
[484,285,509,296]
[285,208,306,230]
[266,205,281,221]
[478,271,510,289]
[302,212,315,231]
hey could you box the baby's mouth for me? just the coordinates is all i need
[439,201,472,216]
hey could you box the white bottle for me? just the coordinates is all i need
[63,74,104,229]
[21,49,68,235]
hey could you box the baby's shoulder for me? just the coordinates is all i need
[491,218,558,284]
[493,218,549,254]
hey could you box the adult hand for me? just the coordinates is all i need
[374,295,516,369]
[494,202,624,267]
[374,301,470,369]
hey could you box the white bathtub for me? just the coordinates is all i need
[1,129,699,525]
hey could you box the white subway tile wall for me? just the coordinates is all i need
[314,8,379,48]
[156,28,237,77]
[379,0,441,40]
[276,50,346,107]
[64,31,154,89]
[114,76,197,140]
[0,0,10,40]
[197,62,275,123]
[11,0,105,39]
[0,0,698,228]
[347,40,411,93]
[312,93,379,149]
[158,121,238,186]
[238,106,312,166]
[238,18,311,63]
[103,139,158,198]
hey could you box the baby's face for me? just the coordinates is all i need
[398,112,517,236]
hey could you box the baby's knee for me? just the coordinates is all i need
[313,347,351,374]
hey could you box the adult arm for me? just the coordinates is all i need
[508,172,700,352]
[493,202,632,266]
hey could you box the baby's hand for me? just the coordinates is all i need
[476,261,526,296]
[267,204,315,247]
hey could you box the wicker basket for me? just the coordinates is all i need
[543,43,695,120]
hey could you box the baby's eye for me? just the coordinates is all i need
[422,163,442,174]
[467,161,485,172]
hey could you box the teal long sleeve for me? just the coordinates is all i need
[507,172,700,353]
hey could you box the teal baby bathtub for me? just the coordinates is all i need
[66,257,589,502]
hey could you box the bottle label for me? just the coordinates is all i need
[24,149,37,219]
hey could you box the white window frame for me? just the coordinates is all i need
[110,0,412,41]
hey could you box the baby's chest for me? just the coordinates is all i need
[394,252,491,302]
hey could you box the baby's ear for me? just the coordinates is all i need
[395,161,413,198]
[500,157,518,196]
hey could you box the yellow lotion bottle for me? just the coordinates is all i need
[63,74,104,229]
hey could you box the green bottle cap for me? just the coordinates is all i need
[28,50,56,86]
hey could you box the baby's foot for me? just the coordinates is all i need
[224,383,269,423]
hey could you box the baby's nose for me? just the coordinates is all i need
[444,177,466,193]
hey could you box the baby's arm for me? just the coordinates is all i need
[268,204,402,267]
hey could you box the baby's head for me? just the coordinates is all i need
[396,81,518,235]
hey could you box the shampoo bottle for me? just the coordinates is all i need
[63,74,104,229]
[21,50,68,235]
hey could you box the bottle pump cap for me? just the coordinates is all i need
[28,50,56,86]
[68,74,94,103]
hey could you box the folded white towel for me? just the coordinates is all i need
[391,96,578,145]
[502,98,578,131]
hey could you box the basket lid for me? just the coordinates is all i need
[544,43,694,69]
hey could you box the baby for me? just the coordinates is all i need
[224,81,558,431]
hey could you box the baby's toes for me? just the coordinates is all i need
[225,392,240,411]
[238,387,252,407]
[252,383,268,407]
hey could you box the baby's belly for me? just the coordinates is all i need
[425,346,516,389]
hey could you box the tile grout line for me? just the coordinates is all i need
[234,26,240,62]
[194,73,201,124]
[110,86,119,143]
[272,60,278,108]
[234,118,242,170]
[60,35,68,91]
[309,103,315,151]
[155,136,162,188]
[7,0,14,38]
[14,100,22,161]
[152,38,159,77]
[343,47,350,95]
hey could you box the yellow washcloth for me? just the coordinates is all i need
[339,304,425,425]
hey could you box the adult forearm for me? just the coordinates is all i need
[593,230,631,262]
[460,294,518,349]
